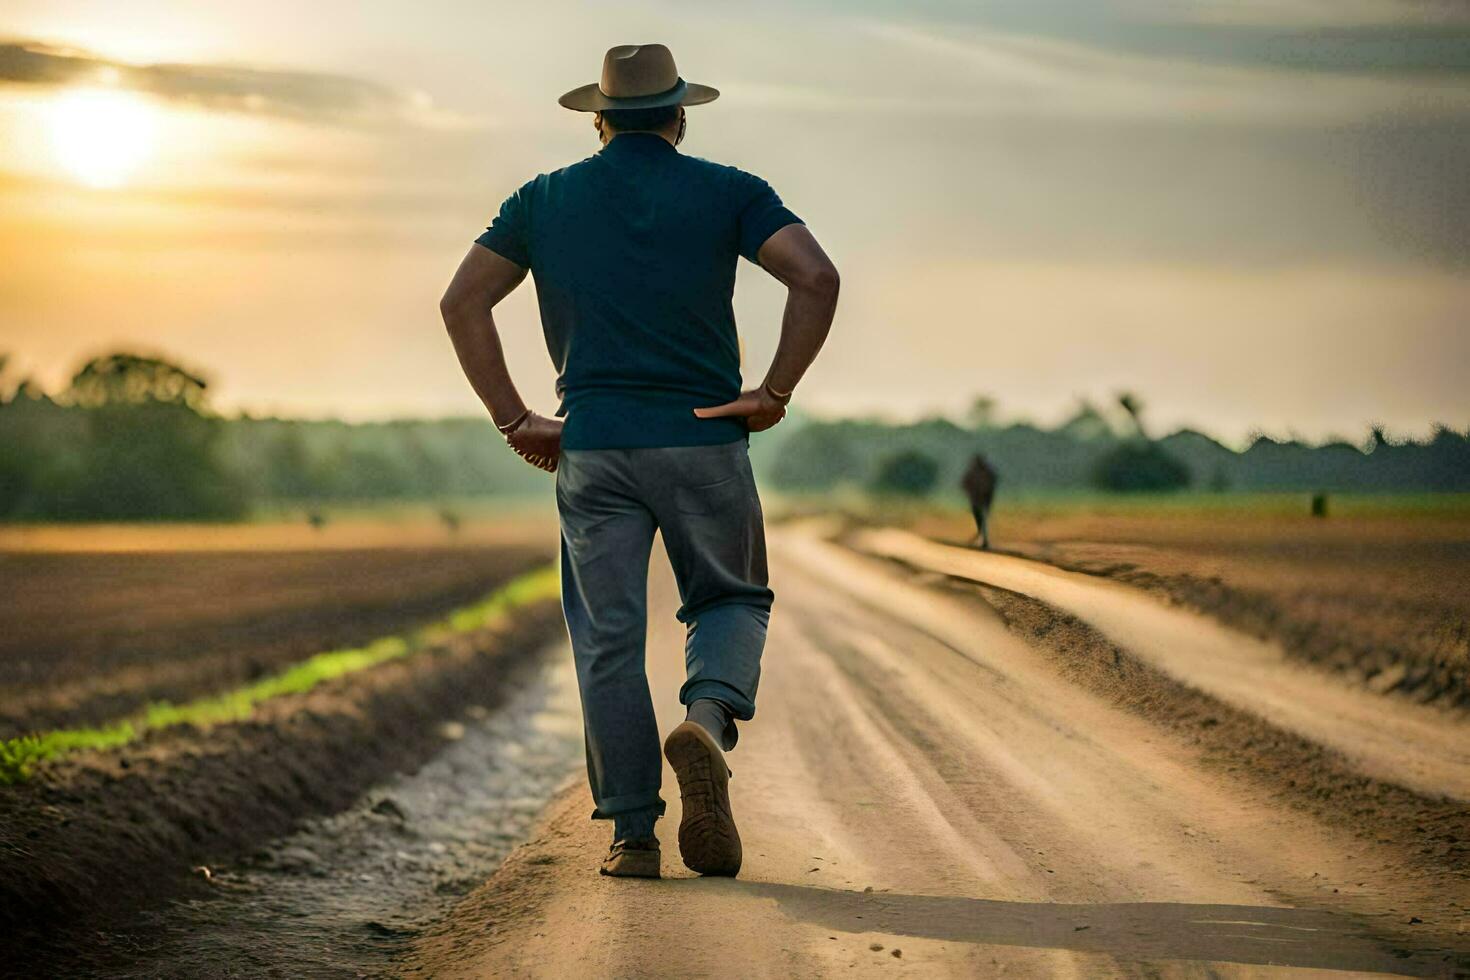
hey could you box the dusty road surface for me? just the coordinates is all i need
[412,524,1469,978]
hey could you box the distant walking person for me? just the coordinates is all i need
[440,44,839,879]
[961,454,998,550]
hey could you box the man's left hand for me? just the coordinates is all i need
[693,387,787,432]
[507,412,563,472]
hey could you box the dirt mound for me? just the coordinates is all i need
[903,510,1470,711]
[1035,554,1469,710]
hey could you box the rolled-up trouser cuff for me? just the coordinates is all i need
[681,678,755,721]
[590,791,667,821]
[679,601,766,721]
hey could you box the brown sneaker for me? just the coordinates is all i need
[663,720,741,877]
[600,837,660,878]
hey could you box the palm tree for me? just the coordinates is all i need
[1117,391,1146,440]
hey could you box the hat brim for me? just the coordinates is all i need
[558,78,719,112]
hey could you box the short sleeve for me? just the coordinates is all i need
[474,182,532,269]
[736,174,803,264]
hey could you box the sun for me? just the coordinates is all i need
[48,88,159,189]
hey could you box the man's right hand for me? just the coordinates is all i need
[693,387,788,432]
[506,412,563,472]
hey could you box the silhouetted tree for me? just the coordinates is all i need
[68,353,210,410]
[1058,398,1112,441]
[870,450,940,497]
[1091,443,1190,493]
[769,425,865,491]
[46,353,246,519]
[263,426,318,500]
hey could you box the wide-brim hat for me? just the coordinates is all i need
[558,43,719,112]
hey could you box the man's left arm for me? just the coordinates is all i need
[440,244,562,471]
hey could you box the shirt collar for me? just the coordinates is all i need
[601,132,678,157]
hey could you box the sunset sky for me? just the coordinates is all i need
[1,0,1467,443]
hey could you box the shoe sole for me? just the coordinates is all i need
[600,849,661,878]
[663,721,741,877]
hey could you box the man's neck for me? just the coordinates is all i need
[605,129,677,147]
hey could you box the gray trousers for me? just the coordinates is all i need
[555,439,773,821]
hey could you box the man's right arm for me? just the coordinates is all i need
[440,244,562,471]
[693,224,839,429]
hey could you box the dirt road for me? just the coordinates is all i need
[849,527,1470,803]
[412,525,1469,977]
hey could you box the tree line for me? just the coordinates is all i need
[2,352,1465,521]
[770,393,1470,498]
[0,352,546,521]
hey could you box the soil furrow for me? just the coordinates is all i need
[0,596,566,974]
[0,546,547,737]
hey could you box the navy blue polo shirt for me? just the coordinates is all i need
[474,132,802,451]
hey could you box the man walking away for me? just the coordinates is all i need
[439,44,839,879]
[961,453,998,550]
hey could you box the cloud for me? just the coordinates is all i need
[803,1,1470,74]
[860,19,1470,123]
[1130,0,1470,31]
[0,39,465,127]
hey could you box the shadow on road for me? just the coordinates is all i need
[726,881,1449,976]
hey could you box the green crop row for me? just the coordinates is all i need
[0,564,559,784]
